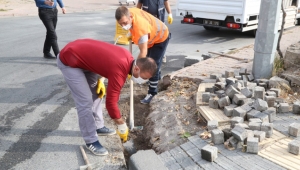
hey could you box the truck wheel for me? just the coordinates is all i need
[203,26,219,31]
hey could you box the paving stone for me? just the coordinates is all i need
[247,137,259,154]
[235,123,249,129]
[288,123,300,137]
[233,82,243,91]
[247,74,254,81]
[205,87,215,93]
[253,99,268,111]
[240,87,252,98]
[253,112,269,123]
[202,92,210,102]
[218,96,231,108]
[239,68,247,75]
[253,86,265,100]
[201,145,218,162]
[242,75,248,84]
[188,136,208,149]
[211,129,224,145]
[288,139,300,155]
[266,91,277,97]
[261,122,273,138]
[249,118,262,123]
[180,141,196,151]
[213,154,242,170]
[240,103,252,113]
[264,95,275,107]
[216,77,226,83]
[246,82,257,91]
[293,102,300,114]
[233,94,246,106]
[229,136,238,148]
[209,95,219,109]
[159,151,179,168]
[215,90,225,98]
[253,130,266,142]
[262,107,276,122]
[278,103,289,113]
[225,85,240,99]
[196,159,224,170]
[169,146,189,164]
[224,104,237,117]
[231,117,244,128]
[249,122,262,131]
[232,107,247,119]
[180,157,200,170]
[207,120,218,131]
[247,110,261,120]
[210,73,222,79]
[235,76,242,80]
[231,125,247,141]
[269,88,281,97]
[222,128,232,141]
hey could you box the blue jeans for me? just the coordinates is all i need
[147,33,170,95]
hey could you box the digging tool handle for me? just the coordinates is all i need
[208,51,249,61]
[129,40,135,130]
[80,146,92,170]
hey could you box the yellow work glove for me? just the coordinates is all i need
[117,128,129,143]
[117,123,129,143]
[127,74,132,79]
[168,14,173,24]
[96,78,106,98]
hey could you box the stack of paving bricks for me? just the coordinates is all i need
[201,68,300,156]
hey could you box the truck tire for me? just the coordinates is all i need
[203,26,220,31]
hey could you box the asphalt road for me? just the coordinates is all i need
[0,9,255,169]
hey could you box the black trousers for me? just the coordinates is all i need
[38,8,59,56]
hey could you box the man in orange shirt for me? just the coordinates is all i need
[115,6,170,104]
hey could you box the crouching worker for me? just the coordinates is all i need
[57,39,157,156]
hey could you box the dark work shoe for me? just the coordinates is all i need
[140,94,154,104]
[96,126,116,136]
[43,53,56,59]
[86,141,108,156]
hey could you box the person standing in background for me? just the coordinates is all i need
[136,0,173,63]
[35,0,66,59]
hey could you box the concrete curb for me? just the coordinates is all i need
[129,150,168,170]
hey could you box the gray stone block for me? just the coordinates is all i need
[210,73,222,79]
[226,78,237,86]
[234,69,240,77]
[235,123,249,129]
[266,91,277,97]
[247,137,259,154]
[253,130,266,142]
[262,107,276,122]
[207,120,218,131]
[253,99,268,111]
[211,129,224,145]
[247,74,254,81]
[258,83,267,89]
[233,82,243,91]
[225,71,235,78]
[229,136,238,148]
[288,123,300,137]
[215,90,225,98]
[247,110,261,120]
[202,92,211,103]
[215,82,226,90]
[222,128,232,141]
[218,96,231,108]
[224,104,237,117]
[209,95,219,109]
[261,122,273,138]
[269,88,281,97]
[293,102,300,114]
[278,103,289,113]
[249,118,262,123]
[254,112,269,123]
[232,107,247,119]
[288,139,300,155]
[233,94,246,106]
[231,117,244,128]
[240,103,253,112]
[239,68,247,75]
[216,77,226,83]
[242,75,248,83]
[232,125,248,141]
[249,122,262,131]
[241,87,252,98]
[264,96,275,107]
[225,85,240,99]
[129,150,167,170]
[253,86,265,100]
[235,76,242,80]
[201,145,218,162]
[246,82,257,92]
[205,87,215,93]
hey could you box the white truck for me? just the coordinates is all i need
[176,0,300,36]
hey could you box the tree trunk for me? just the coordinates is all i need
[277,0,286,59]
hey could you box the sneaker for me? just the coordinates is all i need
[140,94,154,104]
[96,126,116,136]
[86,141,108,156]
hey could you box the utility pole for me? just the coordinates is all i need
[252,0,281,79]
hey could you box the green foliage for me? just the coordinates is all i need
[181,132,191,138]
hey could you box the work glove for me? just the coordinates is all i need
[96,78,106,98]
[117,128,129,143]
[168,14,173,24]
